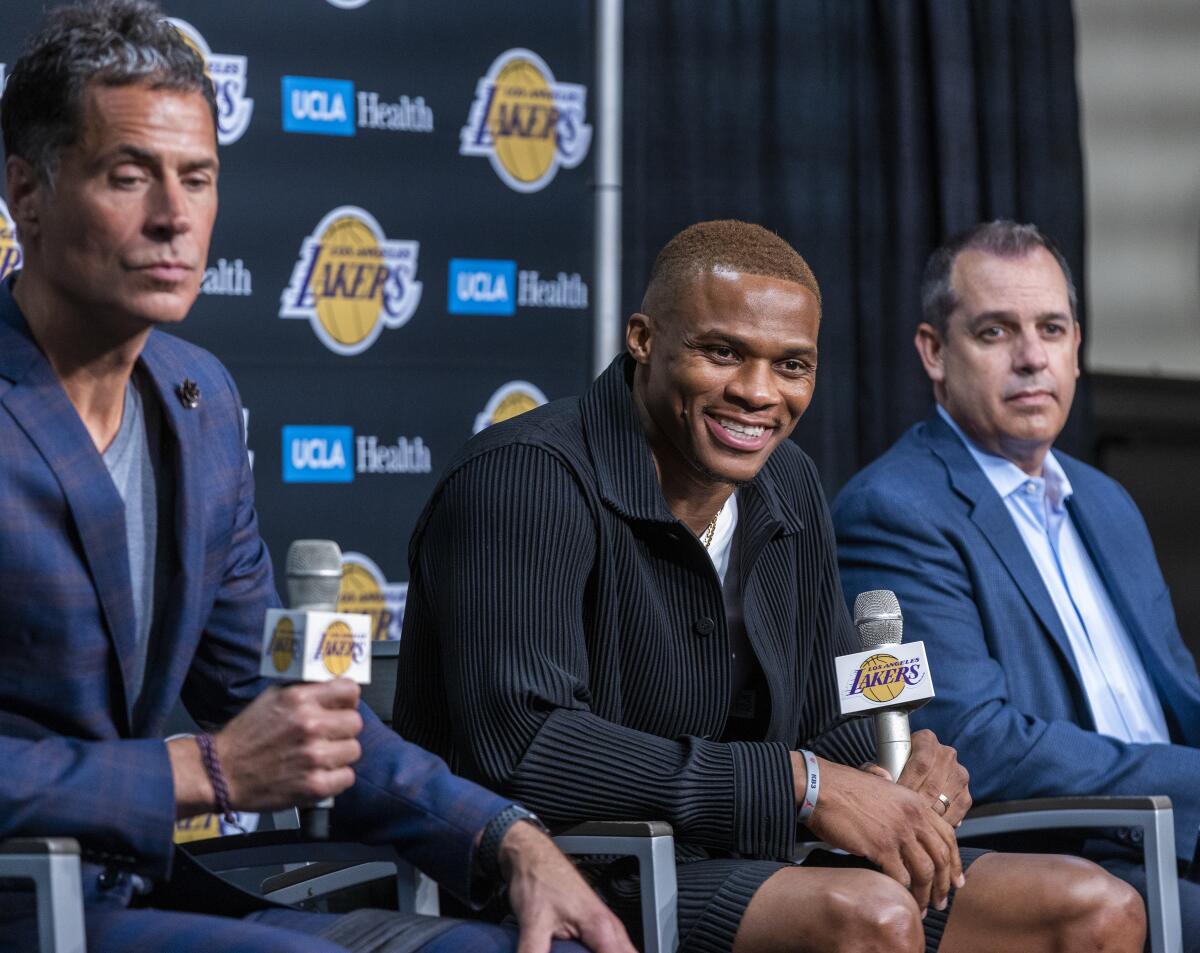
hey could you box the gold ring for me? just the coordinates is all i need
[935,793,951,814]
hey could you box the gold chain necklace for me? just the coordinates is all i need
[702,512,719,548]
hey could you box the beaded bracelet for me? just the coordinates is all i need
[195,732,242,831]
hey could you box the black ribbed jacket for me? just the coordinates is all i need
[394,356,874,863]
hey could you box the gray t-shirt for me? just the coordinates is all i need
[102,372,171,710]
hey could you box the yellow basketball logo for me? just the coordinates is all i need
[315,620,361,677]
[0,199,22,282]
[859,654,905,703]
[280,207,423,356]
[473,380,549,433]
[338,559,389,641]
[270,616,297,673]
[460,49,592,193]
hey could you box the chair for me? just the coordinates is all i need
[182,642,681,952]
[0,837,87,953]
[957,796,1181,953]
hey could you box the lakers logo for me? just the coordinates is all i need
[314,620,365,677]
[280,207,423,356]
[338,551,406,641]
[166,19,253,145]
[847,653,923,702]
[0,199,21,282]
[339,557,389,641]
[269,616,297,673]
[473,380,548,434]
[460,48,592,193]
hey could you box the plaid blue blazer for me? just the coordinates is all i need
[0,277,507,904]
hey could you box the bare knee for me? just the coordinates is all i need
[1051,861,1146,953]
[824,875,924,953]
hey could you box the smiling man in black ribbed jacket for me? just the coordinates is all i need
[394,221,1143,953]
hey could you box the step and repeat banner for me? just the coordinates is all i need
[1,0,597,640]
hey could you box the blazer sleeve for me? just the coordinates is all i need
[833,482,1200,860]
[404,443,798,861]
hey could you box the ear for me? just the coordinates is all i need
[914,322,947,385]
[626,312,653,365]
[5,155,44,241]
[1072,320,1082,380]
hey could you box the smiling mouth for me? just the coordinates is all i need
[705,414,774,451]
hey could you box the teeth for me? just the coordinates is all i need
[718,418,765,438]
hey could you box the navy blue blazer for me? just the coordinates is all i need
[0,277,507,906]
[832,412,1200,859]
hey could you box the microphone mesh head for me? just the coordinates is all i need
[286,539,343,611]
[853,589,903,649]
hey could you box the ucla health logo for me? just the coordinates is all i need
[280,206,422,356]
[283,76,434,137]
[460,48,592,193]
[0,199,22,282]
[167,19,253,145]
[283,426,353,483]
[449,258,588,315]
[283,425,431,483]
[448,259,516,315]
[282,76,355,136]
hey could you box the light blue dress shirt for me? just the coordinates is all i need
[937,405,1169,744]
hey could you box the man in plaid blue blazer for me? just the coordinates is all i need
[0,3,633,952]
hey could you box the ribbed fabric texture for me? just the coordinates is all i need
[395,355,879,941]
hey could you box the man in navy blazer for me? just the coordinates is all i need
[0,3,631,952]
[833,220,1200,946]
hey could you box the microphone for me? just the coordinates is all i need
[853,590,910,783]
[834,590,935,784]
[260,540,372,839]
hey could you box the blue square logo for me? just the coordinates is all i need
[448,258,517,315]
[282,76,356,137]
[282,426,354,483]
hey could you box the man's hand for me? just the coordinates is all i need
[170,680,363,817]
[801,746,964,915]
[892,729,971,826]
[500,820,636,953]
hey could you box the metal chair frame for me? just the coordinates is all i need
[0,837,87,953]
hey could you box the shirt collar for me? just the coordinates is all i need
[936,404,1073,508]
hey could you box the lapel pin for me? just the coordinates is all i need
[177,378,201,409]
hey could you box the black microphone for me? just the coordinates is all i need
[853,589,911,782]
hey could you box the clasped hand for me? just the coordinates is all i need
[804,729,971,914]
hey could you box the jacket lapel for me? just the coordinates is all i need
[0,288,138,731]
[923,414,1087,690]
[1063,473,1200,739]
[136,334,207,726]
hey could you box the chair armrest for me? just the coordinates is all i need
[552,822,677,953]
[958,796,1179,953]
[0,838,82,856]
[958,795,1173,839]
[0,837,86,953]
[183,829,400,872]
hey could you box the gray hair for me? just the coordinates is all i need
[921,220,1078,334]
[1,0,216,185]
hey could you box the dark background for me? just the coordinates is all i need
[2,0,1196,660]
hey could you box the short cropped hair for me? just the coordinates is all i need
[921,220,1077,334]
[643,220,821,313]
[1,0,216,185]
